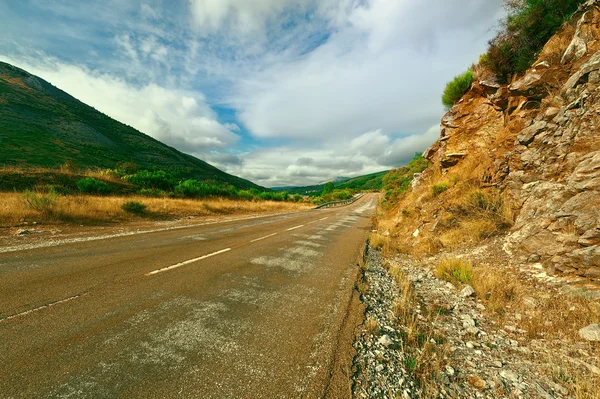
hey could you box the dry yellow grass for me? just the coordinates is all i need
[364,316,379,335]
[385,262,449,395]
[0,192,310,227]
[376,154,515,258]
[469,265,600,341]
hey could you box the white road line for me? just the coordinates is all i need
[319,217,328,221]
[146,248,231,276]
[286,225,305,231]
[0,294,86,324]
[250,233,277,243]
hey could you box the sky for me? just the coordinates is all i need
[0,0,504,187]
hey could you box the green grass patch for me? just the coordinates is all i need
[432,182,450,197]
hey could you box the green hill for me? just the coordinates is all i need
[275,170,389,196]
[0,61,261,190]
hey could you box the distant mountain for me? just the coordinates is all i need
[317,176,350,185]
[0,61,262,190]
[274,170,390,195]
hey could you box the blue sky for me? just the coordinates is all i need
[0,0,504,187]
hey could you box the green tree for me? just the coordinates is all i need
[322,182,335,196]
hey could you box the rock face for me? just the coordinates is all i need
[425,1,600,282]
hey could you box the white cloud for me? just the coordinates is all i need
[0,55,239,154]
[233,0,503,140]
[220,125,440,187]
[0,0,505,187]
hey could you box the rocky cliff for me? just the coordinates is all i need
[424,0,600,283]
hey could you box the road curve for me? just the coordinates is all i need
[0,194,377,398]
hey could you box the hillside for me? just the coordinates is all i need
[274,170,389,195]
[0,62,261,190]
[359,1,600,397]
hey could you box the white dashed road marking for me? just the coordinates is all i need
[250,233,278,243]
[286,225,305,231]
[319,217,328,221]
[0,294,86,324]
[146,248,232,276]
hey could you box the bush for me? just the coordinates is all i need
[442,71,474,109]
[121,201,147,215]
[24,189,57,217]
[126,170,177,191]
[174,179,206,198]
[76,178,111,194]
[432,182,450,197]
[483,0,585,80]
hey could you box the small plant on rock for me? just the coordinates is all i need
[442,71,474,109]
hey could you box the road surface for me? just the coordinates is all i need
[0,194,377,398]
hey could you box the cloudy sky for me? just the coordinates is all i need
[0,0,504,187]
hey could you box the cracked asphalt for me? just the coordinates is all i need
[0,194,376,398]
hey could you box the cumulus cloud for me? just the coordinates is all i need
[0,0,505,186]
[234,0,503,140]
[0,54,239,154]
[224,125,440,187]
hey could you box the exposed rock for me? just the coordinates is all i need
[440,153,467,168]
[578,324,600,341]
[15,229,31,236]
[460,285,476,298]
[516,120,547,146]
[509,72,545,98]
[378,334,393,347]
[468,376,487,390]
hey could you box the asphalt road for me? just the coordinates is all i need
[0,194,377,398]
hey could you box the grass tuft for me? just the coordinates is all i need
[435,257,473,287]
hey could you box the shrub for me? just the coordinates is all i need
[121,201,147,215]
[174,179,206,198]
[126,170,177,191]
[483,0,585,80]
[435,257,473,286]
[431,182,450,197]
[442,71,474,109]
[76,178,111,194]
[24,189,57,217]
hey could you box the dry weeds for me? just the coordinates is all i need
[0,192,310,227]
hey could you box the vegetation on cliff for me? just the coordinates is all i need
[482,0,586,80]
[441,71,474,108]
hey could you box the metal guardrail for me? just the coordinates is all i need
[314,193,365,209]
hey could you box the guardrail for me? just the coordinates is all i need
[314,193,365,209]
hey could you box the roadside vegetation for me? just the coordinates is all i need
[381,153,431,204]
[0,191,309,227]
[0,164,313,228]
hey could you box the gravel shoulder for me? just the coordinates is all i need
[352,246,600,398]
